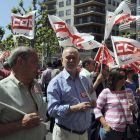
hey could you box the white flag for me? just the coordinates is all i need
[111,36,140,65]
[11,11,36,40]
[114,14,140,25]
[48,15,102,49]
[104,1,131,40]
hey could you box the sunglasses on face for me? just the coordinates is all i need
[118,75,127,80]
[129,70,134,74]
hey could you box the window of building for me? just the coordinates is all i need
[117,2,119,6]
[108,8,111,11]
[116,31,119,36]
[87,6,91,12]
[59,11,64,17]
[66,0,71,6]
[87,16,91,22]
[80,0,83,4]
[108,0,111,4]
[107,39,111,44]
[79,18,82,24]
[59,1,64,7]
[113,1,115,6]
[66,19,71,24]
[112,30,115,35]
[66,9,71,15]
[79,8,83,14]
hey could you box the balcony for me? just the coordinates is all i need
[74,0,105,7]
[137,18,140,27]
[79,29,104,36]
[131,10,136,15]
[74,18,105,26]
[74,8,105,17]
[119,21,136,32]
[47,6,56,12]
[138,6,140,13]
[38,0,56,5]
[124,0,136,5]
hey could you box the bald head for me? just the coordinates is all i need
[62,47,79,58]
[61,47,80,74]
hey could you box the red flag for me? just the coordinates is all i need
[0,52,11,62]
[95,42,114,67]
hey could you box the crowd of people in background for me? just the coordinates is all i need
[0,46,140,140]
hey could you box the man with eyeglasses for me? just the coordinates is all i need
[90,63,109,140]
[80,57,96,94]
[80,57,98,140]
[47,47,96,140]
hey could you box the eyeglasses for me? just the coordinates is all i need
[118,75,127,80]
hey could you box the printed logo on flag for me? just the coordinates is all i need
[111,55,117,65]
[32,87,40,94]
[11,15,33,30]
[114,41,140,56]
[80,92,88,98]
[53,22,67,33]
[99,49,109,64]
[114,14,136,25]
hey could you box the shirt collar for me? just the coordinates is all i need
[62,68,79,80]
[82,68,92,77]
[10,72,35,87]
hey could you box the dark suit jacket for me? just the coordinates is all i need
[92,75,107,98]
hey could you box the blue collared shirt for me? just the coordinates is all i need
[47,68,91,131]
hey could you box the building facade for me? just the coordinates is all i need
[39,0,122,59]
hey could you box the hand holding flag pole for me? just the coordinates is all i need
[0,101,48,126]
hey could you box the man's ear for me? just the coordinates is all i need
[61,57,63,65]
[16,57,25,68]
[85,63,89,68]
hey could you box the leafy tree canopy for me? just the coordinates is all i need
[3,0,60,55]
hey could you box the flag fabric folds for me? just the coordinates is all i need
[48,15,102,49]
[11,11,36,40]
[111,36,140,66]
[94,42,114,67]
[104,1,131,40]
[0,51,11,62]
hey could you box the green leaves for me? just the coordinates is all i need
[0,26,5,40]
[3,0,60,59]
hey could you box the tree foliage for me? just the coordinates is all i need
[0,26,6,51]
[3,0,60,55]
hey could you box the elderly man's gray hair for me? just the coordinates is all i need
[8,46,34,68]
[62,47,78,58]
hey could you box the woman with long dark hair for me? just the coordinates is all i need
[94,68,138,140]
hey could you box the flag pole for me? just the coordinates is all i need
[0,101,48,126]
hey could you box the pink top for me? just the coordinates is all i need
[94,88,138,132]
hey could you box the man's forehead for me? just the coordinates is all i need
[105,65,109,69]
[64,50,79,56]
[90,58,95,62]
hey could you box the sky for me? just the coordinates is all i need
[0,0,40,40]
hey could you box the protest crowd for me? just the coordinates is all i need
[0,46,140,140]
[1,0,140,140]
